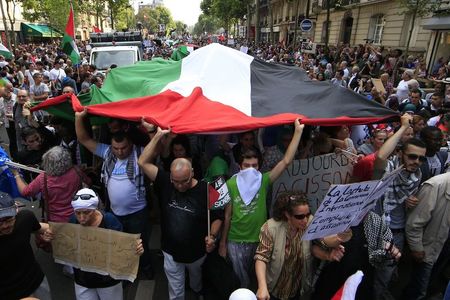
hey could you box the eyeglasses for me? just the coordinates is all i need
[73,194,96,201]
[170,174,193,185]
[293,212,311,220]
[405,153,427,162]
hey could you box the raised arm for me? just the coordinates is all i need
[138,119,170,181]
[74,108,97,153]
[373,114,412,179]
[269,119,304,182]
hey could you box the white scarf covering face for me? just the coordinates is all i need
[235,168,262,206]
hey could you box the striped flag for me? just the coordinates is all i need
[0,44,12,59]
[61,4,80,64]
[32,44,398,132]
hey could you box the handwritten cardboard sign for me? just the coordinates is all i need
[273,153,354,212]
[50,222,140,282]
[302,167,402,240]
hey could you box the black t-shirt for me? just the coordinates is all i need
[0,210,44,300]
[313,223,374,300]
[154,169,223,263]
[71,212,122,288]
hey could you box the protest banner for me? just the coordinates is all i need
[50,222,141,282]
[302,167,402,240]
[208,176,231,210]
[273,153,353,212]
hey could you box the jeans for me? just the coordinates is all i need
[31,276,52,300]
[74,282,123,300]
[402,261,434,300]
[163,251,206,300]
[115,207,152,271]
[227,241,258,289]
[373,229,405,300]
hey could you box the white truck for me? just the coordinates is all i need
[89,31,143,73]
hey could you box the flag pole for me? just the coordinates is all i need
[207,182,211,238]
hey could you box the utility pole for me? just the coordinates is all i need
[325,0,330,49]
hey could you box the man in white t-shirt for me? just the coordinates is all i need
[49,60,66,95]
[396,70,414,101]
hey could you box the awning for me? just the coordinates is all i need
[423,16,450,30]
[21,23,62,38]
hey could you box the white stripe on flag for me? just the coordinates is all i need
[163,43,254,116]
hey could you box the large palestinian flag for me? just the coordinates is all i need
[33,43,397,133]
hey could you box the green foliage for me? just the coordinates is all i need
[115,4,136,30]
[20,0,80,32]
[135,5,175,34]
[398,0,443,18]
[193,13,221,35]
[199,0,248,29]
[174,20,187,35]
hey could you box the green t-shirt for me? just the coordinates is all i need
[227,172,271,243]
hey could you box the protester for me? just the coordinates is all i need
[404,173,450,300]
[51,188,144,300]
[138,121,223,300]
[255,191,345,300]
[219,119,304,288]
[75,109,154,279]
[0,191,53,300]
[12,146,89,222]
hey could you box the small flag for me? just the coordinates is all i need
[92,26,102,33]
[331,270,364,300]
[0,44,12,59]
[208,176,231,210]
[61,4,81,65]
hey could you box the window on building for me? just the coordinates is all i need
[321,21,330,43]
[368,14,385,44]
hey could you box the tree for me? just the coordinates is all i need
[135,5,175,34]
[115,4,136,30]
[0,0,10,47]
[398,0,443,57]
[193,13,221,36]
[174,20,187,35]
[21,0,84,33]
[200,0,248,34]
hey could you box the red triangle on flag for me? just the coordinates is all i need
[208,184,220,209]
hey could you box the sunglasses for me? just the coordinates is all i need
[293,212,311,220]
[73,194,96,201]
[405,153,427,162]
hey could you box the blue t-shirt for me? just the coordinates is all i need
[95,143,146,216]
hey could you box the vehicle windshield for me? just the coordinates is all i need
[91,50,135,70]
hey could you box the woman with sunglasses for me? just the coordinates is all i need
[255,191,345,300]
[11,146,90,222]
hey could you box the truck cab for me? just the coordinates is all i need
[89,31,143,73]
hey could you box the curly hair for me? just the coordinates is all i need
[41,146,73,176]
[273,191,309,222]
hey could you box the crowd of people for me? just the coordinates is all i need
[0,37,449,300]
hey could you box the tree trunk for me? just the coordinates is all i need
[269,1,273,43]
[246,4,251,41]
[255,0,260,43]
[109,0,114,30]
[6,0,17,47]
[405,3,418,59]
[293,0,300,48]
[325,0,331,49]
[0,0,11,48]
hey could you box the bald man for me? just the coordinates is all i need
[138,121,223,300]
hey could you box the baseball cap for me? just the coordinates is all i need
[0,192,17,218]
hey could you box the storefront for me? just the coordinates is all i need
[21,23,62,42]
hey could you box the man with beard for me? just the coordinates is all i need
[219,119,304,288]
[372,113,427,299]
[419,126,450,183]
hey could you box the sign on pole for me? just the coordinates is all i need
[300,19,313,32]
